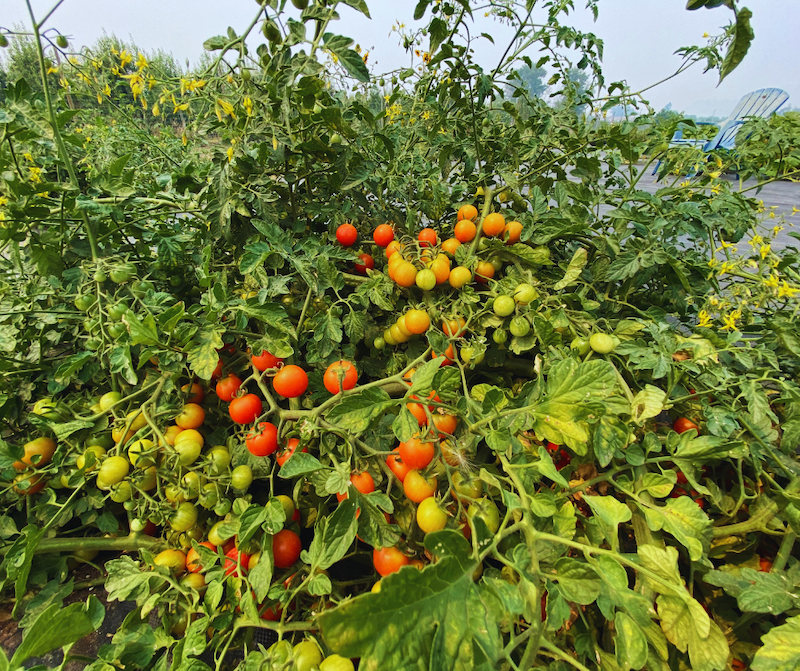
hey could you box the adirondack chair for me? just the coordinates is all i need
[652,88,789,175]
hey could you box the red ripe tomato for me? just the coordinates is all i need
[398,435,434,470]
[386,453,411,482]
[336,223,358,246]
[246,422,279,457]
[373,546,409,577]
[260,605,282,621]
[418,228,438,248]
[676,471,689,485]
[215,374,242,401]
[272,365,308,398]
[211,358,224,380]
[354,253,375,275]
[273,529,302,568]
[276,438,307,467]
[252,350,283,371]
[323,360,358,394]
[229,394,263,424]
[373,224,394,247]
[674,417,700,434]
[759,557,773,572]
[337,471,375,502]
[406,397,428,426]
[224,546,251,577]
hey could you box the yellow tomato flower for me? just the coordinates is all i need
[720,309,741,331]
[778,282,798,299]
[697,310,712,328]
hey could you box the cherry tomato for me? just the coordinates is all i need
[175,403,205,430]
[252,350,283,371]
[337,471,375,502]
[154,549,187,574]
[432,413,457,436]
[13,472,45,495]
[674,417,700,434]
[493,295,516,317]
[276,438,306,467]
[452,471,483,499]
[398,435,434,470]
[14,437,56,470]
[418,228,437,247]
[417,497,449,533]
[96,455,129,490]
[211,358,224,380]
[323,360,358,394]
[373,546,409,576]
[319,656,355,671]
[224,546,251,577]
[246,422,279,457]
[386,453,411,482]
[170,502,198,532]
[336,223,358,246]
[215,374,242,402]
[457,204,478,221]
[404,470,437,503]
[294,641,324,671]
[467,497,501,534]
[231,465,253,490]
[373,224,394,247]
[273,529,302,568]
[181,382,204,404]
[354,253,375,275]
[272,365,308,398]
[759,557,773,572]
[589,333,616,354]
[229,394,263,424]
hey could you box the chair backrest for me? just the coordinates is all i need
[704,88,790,151]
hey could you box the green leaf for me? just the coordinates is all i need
[203,36,228,51]
[429,17,448,54]
[324,34,370,82]
[704,567,800,615]
[186,326,224,380]
[636,545,683,593]
[278,452,322,479]
[108,346,137,385]
[529,359,616,451]
[719,7,754,83]
[534,445,569,487]
[249,544,274,603]
[319,530,499,671]
[554,247,587,290]
[639,497,711,561]
[327,387,396,434]
[53,351,94,385]
[594,416,628,467]
[122,312,160,347]
[656,594,729,671]
[752,614,800,671]
[10,597,104,668]
[341,0,371,18]
[307,499,358,570]
[630,385,666,424]
[615,611,648,671]
[554,557,601,605]
[584,495,632,550]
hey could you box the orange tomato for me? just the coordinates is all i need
[457,204,478,221]
[385,240,402,258]
[441,238,461,255]
[448,266,472,288]
[430,255,451,284]
[454,220,477,242]
[442,317,466,337]
[394,261,418,288]
[482,212,505,237]
[475,261,495,283]
[503,220,522,244]
[175,403,205,430]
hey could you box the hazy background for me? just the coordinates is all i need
[3,1,799,116]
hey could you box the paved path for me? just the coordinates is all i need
[628,167,800,251]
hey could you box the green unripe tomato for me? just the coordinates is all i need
[231,465,253,491]
[0,35,8,48]
[93,269,107,282]
[96,455,130,490]
[56,35,68,48]
[262,20,281,43]
[169,502,198,532]
[174,438,202,466]
[460,346,484,365]
[74,294,94,311]
[330,133,342,145]
[199,483,219,509]
[290,0,309,9]
[589,333,616,354]
[493,328,508,344]
[107,322,126,339]
[493,295,515,317]
[206,446,231,475]
[452,471,483,499]
[513,283,538,304]
[415,269,436,291]
[373,336,386,350]
[509,316,531,338]
[107,302,129,321]
[570,337,591,356]
[109,264,136,284]
[276,494,295,521]
[214,498,232,517]
[110,480,133,503]
[293,641,323,671]
[77,445,106,471]
[99,390,122,412]
[320,655,355,671]
[467,497,500,534]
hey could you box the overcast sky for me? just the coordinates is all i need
[3,1,798,117]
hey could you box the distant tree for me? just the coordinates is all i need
[0,25,52,92]
[506,65,548,99]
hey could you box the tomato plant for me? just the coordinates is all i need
[0,2,792,670]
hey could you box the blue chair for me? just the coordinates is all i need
[652,88,790,175]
